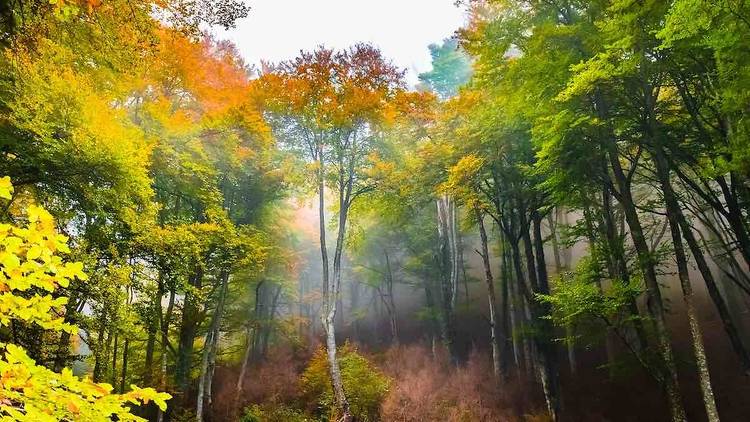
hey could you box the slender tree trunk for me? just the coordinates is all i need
[602,182,649,353]
[500,235,515,375]
[176,265,204,402]
[111,332,119,386]
[144,273,163,387]
[504,239,520,370]
[654,151,720,422]
[548,212,563,272]
[157,287,176,422]
[197,270,230,422]
[144,323,156,386]
[318,149,352,421]
[458,230,470,303]
[235,325,253,402]
[422,273,439,359]
[120,339,129,394]
[262,285,283,357]
[437,195,459,364]
[597,91,686,421]
[549,211,577,375]
[383,250,399,344]
[450,200,460,309]
[93,309,107,382]
[533,212,562,421]
[510,240,533,376]
[476,207,502,378]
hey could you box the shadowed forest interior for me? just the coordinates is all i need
[1,1,750,421]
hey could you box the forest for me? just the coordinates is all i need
[0,0,749,421]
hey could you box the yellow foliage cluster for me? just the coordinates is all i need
[0,177,171,421]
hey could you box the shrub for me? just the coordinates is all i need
[380,344,528,421]
[300,343,390,421]
[240,404,311,422]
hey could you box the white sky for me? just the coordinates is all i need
[213,0,468,86]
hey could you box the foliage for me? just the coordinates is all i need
[0,178,170,421]
[418,38,473,100]
[301,344,390,422]
[240,404,312,422]
[538,256,644,347]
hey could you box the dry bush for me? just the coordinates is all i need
[379,344,544,422]
[211,341,550,422]
[209,345,312,420]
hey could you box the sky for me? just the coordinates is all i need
[213,0,468,86]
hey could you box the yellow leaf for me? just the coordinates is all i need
[0,177,12,200]
[27,245,42,261]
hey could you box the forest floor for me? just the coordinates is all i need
[210,342,550,422]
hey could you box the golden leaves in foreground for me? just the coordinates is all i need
[0,177,171,421]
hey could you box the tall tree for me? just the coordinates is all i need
[262,44,405,421]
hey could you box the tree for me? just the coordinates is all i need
[418,38,473,100]
[0,177,171,421]
[262,44,405,420]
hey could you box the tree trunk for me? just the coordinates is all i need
[157,287,176,422]
[176,264,204,402]
[510,239,533,376]
[93,309,107,383]
[654,150,720,422]
[548,211,577,375]
[504,239,520,370]
[235,325,253,403]
[197,270,230,422]
[318,149,352,421]
[382,250,399,344]
[120,339,129,394]
[476,207,502,378]
[144,273,163,387]
[500,235,515,375]
[111,332,119,386]
[262,285,283,357]
[437,195,460,364]
[597,91,686,421]
[144,322,156,386]
[458,230,470,303]
[533,212,562,421]
[422,273,439,359]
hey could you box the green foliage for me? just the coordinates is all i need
[240,404,313,422]
[538,256,644,347]
[301,344,390,422]
[0,178,170,421]
[418,38,473,100]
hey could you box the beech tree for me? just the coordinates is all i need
[261,44,405,420]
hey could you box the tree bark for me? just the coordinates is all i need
[156,286,176,422]
[197,270,230,422]
[476,207,502,378]
[654,150,720,422]
[120,339,129,394]
[533,212,562,421]
[596,91,686,420]
[318,145,352,421]
[500,235,517,374]
[176,264,204,402]
[383,250,399,344]
[437,195,460,364]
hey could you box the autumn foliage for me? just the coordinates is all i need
[0,177,171,421]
